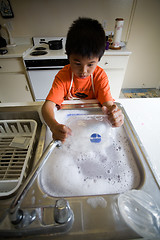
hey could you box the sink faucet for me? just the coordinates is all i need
[9,140,74,231]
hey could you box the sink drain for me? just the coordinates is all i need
[90,133,101,143]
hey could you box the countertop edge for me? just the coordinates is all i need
[0,45,132,59]
[104,47,132,56]
[0,44,32,58]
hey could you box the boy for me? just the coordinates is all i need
[42,17,124,142]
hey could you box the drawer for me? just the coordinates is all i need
[0,58,24,73]
[98,55,129,69]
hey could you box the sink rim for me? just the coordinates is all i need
[37,102,151,197]
[0,102,160,239]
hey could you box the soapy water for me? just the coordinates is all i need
[87,197,107,208]
[39,115,141,197]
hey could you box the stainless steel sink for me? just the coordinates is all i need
[0,101,160,239]
[39,108,144,197]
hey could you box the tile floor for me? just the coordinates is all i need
[120,88,160,98]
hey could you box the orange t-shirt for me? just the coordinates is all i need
[46,64,114,105]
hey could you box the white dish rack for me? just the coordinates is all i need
[0,120,37,197]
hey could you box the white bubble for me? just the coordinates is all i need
[87,197,107,208]
[39,115,141,197]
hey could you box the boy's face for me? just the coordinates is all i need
[69,54,99,79]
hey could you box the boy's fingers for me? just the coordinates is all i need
[108,108,122,118]
[102,105,108,114]
[62,125,72,134]
[112,118,124,127]
[102,104,118,115]
[108,111,124,127]
[107,104,118,114]
[59,125,68,133]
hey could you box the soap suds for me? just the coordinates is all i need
[39,115,141,197]
[87,197,107,208]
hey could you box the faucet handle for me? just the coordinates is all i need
[54,199,72,224]
[10,209,36,229]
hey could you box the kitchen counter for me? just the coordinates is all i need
[0,43,32,58]
[118,97,160,186]
[104,47,131,56]
[45,97,160,186]
[0,98,159,186]
[0,98,159,239]
[0,45,131,60]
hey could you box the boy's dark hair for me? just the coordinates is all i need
[65,17,106,60]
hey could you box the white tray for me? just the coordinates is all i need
[0,120,37,196]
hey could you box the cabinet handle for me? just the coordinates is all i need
[105,62,108,65]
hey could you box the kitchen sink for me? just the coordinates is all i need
[0,101,160,239]
[39,106,144,197]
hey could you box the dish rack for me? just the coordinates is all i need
[0,120,37,197]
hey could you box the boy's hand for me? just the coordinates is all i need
[51,123,72,142]
[102,103,124,127]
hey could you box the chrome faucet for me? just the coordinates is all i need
[8,140,74,234]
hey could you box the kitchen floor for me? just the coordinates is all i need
[120,88,160,98]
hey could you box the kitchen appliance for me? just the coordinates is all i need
[40,39,63,50]
[0,36,7,48]
[23,37,69,101]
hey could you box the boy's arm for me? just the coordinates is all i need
[42,100,71,142]
[102,101,124,127]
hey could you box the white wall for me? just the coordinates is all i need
[123,0,160,89]
[0,0,132,40]
[1,0,160,89]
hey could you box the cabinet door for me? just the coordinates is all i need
[0,59,24,72]
[0,73,33,103]
[105,69,125,99]
[99,56,129,69]
[98,55,129,99]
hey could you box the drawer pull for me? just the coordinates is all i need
[105,62,108,65]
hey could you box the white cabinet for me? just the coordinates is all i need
[0,58,33,103]
[98,54,130,99]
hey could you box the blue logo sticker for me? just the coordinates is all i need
[90,133,101,143]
